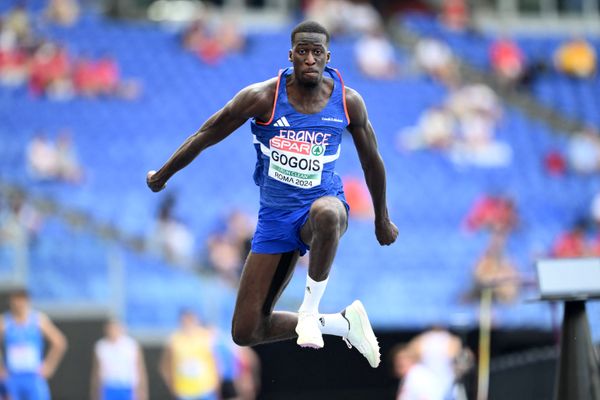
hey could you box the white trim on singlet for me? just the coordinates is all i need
[253,135,341,163]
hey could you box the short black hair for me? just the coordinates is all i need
[10,288,29,299]
[291,21,330,46]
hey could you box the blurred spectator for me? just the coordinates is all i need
[342,175,373,220]
[544,150,567,177]
[464,193,518,234]
[551,219,589,258]
[414,37,456,84]
[304,0,382,37]
[91,319,148,400]
[467,232,520,304]
[0,191,42,247]
[399,82,510,167]
[207,210,254,283]
[355,29,397,79]
[400,106,455,151]
[44,0,80,27]
[149,195,195,268]
[490,37,525,86]
[0,23,28,87]
[160,310,220,400]
[4,2,31,46]
[446,83,501,122]
[29,42,74,100]
[567,127,600,174]
[26,130,84,183]
[95,54,120,96]
[27,132,59,180]
[182,16,245,65]
[392,328,471,400]
[554,37,597,78]
[442,0,469,31]
[451,110,512,168]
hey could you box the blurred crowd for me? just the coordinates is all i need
[0,1,140,100]
[27,130,84,184]
[489,35,597,88]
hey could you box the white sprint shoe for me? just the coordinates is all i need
[343,300,381,368]
[295,312,324,349]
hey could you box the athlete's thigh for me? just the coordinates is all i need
[300,196,348,244]
[33,376,50,400]
[234,251,299,318]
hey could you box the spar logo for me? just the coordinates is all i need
[311,145,324,156]
[270,137,312,155]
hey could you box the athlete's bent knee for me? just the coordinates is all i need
[311,203,342,235]
[231,319,260,346]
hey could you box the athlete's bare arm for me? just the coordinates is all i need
[136,344,149,400]
[38,313,68,378]
[147,79,277,192]
[345,87,398,245]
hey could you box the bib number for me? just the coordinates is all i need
[7,344,39,372]
[268,137,324,189]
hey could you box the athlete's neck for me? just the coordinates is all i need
[11,309,30,323]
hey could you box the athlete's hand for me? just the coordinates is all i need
[375,218,398,246]
[146,170,167,193]
[39,362,55,379]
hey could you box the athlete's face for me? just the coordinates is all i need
[9,294,29,316]
[289,32,330,87]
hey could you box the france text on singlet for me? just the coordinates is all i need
[251,66,350,210]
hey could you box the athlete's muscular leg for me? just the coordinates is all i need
[231,251,300,346]
[300,196,348,281]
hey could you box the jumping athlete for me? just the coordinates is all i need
[147,21,398,368]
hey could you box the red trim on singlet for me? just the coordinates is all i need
[255,69,283,126]
[334,68,351,125]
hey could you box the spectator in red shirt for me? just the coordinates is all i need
[551,220,588,258]
[29,42,73,98]
[490,38,525,86]
[72,55,96,96]
[95,54,119,96]
[464,194,518,234]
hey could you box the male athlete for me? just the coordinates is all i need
[147,21,398,368]
[0,289,68,400]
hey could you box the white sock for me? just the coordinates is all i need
[318,312,350,337]
[298,275,328,314]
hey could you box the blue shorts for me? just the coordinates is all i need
[5,373,50,400]
[251,196,349,256]
[102,385,134,400]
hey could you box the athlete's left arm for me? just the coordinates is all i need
[345,87,398,246]
[39,313,68,378]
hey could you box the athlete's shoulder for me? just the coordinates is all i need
[232,76,279,119]
[239,76,279,104]
[343,86,368,125]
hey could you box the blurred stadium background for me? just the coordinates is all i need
[0,0,599,398]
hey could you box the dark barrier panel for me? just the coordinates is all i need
[49,318,106,400]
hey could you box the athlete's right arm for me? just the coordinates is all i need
[159,343,174,394]
[90,350,100,400]
[147,80,275,192]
